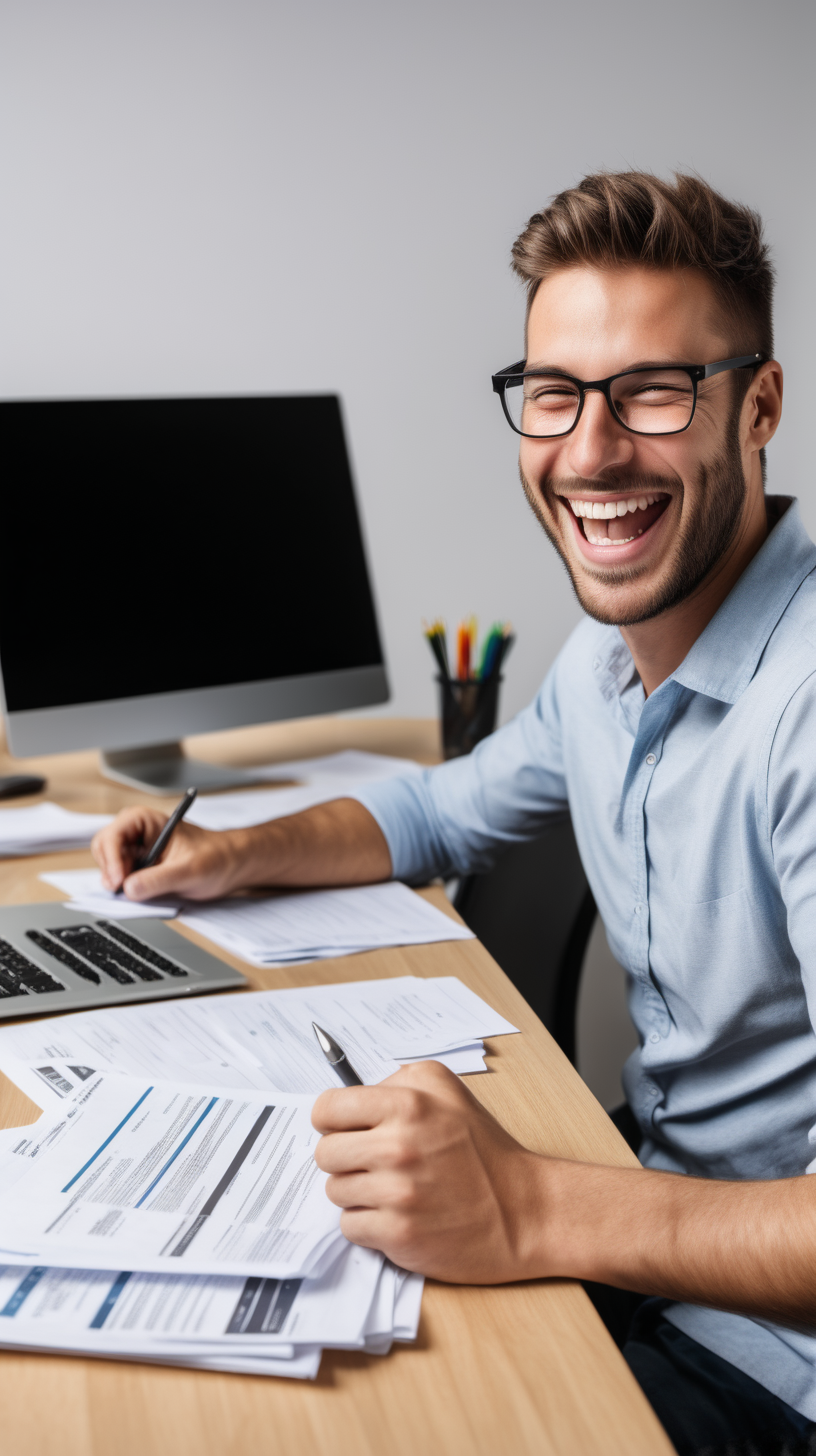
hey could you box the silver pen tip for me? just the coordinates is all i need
[312,1022,333,1055]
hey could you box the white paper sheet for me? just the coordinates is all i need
[0,804,113,858]
[39,870,181,919]
[186,750,422,833]
[0,1073,343,1279]
[178,881,474,966]
[0,976,516,1102]
[0,1242,382,1358]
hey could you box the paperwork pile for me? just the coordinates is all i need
[0,804,113,857]
[0,1078,421,1378]
[39,869,181,919]
[0,976,519,1097]
[0,975,518,1376]
[186,749,423,832]
[178,881,474,966]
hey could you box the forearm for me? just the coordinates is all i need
[220,798,393,892]
[534,1157,816,1325]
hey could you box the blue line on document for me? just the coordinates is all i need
[0,1266,47,1317]
[61,1087,154,1193]
[135,1097,219,1207]
[90,1270,132,1328]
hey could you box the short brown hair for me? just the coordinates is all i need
[511,171,774,359]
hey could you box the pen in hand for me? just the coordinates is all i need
[119,787,198,890]
[312,1022,364,1086]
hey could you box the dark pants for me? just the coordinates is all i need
[589,1108,816,1456]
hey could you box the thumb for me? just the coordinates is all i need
[122,862,184,902]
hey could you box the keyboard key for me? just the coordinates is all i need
[46,926,135,985]
[0,937,64,995]
[97,921,188,977]
[27,930,101,985]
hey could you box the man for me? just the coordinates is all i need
[94,173,816,1455]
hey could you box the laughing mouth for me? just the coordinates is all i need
[564,492,671,546]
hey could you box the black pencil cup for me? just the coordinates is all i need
[437,676,503,760]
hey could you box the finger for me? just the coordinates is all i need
[123,860,186,902]
[323,1170,384,1208]
[312,1085,400,1135]
[92,810,161,891]
[337,1209,386,1251]
[338,1208,418,1265]
[314,1127,390,1175]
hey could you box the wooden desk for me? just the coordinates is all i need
[0,718,674,1456]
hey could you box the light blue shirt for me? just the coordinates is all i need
[354,498,816,1418]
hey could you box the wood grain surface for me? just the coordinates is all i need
[0,717,674,1455]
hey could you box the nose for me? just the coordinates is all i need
[565,388,635,478]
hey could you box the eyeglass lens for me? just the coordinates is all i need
[504,368,696,436]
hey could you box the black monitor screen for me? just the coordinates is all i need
[0,395,384,712]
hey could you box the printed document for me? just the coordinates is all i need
[0,803,113,857]
[0,1072,342,1279]
[0,976,518,1103]
[40,869,181,919]
[178,881,474,965]
[187,750,422,832]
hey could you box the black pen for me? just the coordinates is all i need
[312,1023,364,1086]
[132,787,198,873]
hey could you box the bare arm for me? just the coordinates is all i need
[92,797,392,901]
[313,1061,816,1325]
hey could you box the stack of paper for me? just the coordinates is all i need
[0,975,519,1100]
[0,975,518,1378]
[186,749,422,832]
[0,1076,421,1378]
[39,869,181,919]
[0,803,113,857]
[178,880,474,966]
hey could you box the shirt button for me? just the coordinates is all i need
[593,658,601,671]
[645,753,656,765]
[634,904,642,915]
[649,1032,660,1044]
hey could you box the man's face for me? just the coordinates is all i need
[518,265,751,626]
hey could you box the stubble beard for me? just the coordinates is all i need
[519,411,748,627]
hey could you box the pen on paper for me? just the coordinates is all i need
[312,1022,364,1086]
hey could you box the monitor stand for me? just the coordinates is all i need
[99,743,270,795]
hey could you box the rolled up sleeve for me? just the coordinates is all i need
[352,661,570,884]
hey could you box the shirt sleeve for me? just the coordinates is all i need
[351,657,570,884]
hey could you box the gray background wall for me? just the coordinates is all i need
[1,0,812,1106]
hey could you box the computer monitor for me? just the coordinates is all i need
[0,394,389,793]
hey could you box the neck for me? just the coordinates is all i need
[619,484,771,697]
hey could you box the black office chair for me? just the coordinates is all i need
[453,815,641,1154]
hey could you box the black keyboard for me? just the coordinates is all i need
[27,929,102,984]
[45,925,162,984]
[0,937,65,996]
[25,922,189,988]
[97,922,188,978]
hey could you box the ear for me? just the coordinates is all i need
[743,360,783,453]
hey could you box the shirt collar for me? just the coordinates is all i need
[672,497,816,705]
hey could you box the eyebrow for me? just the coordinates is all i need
[523,358,694,375]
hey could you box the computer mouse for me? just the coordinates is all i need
[0,775,47,800]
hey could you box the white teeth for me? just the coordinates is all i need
[567,494,664,518]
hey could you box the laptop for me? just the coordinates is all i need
[0,904,246,1019]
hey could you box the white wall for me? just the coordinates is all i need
[1,0,813,723]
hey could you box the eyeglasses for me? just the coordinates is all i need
[491,354,763,438]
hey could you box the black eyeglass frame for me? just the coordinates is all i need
[491,354,764,439]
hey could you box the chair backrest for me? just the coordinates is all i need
[453,815,596,1065]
